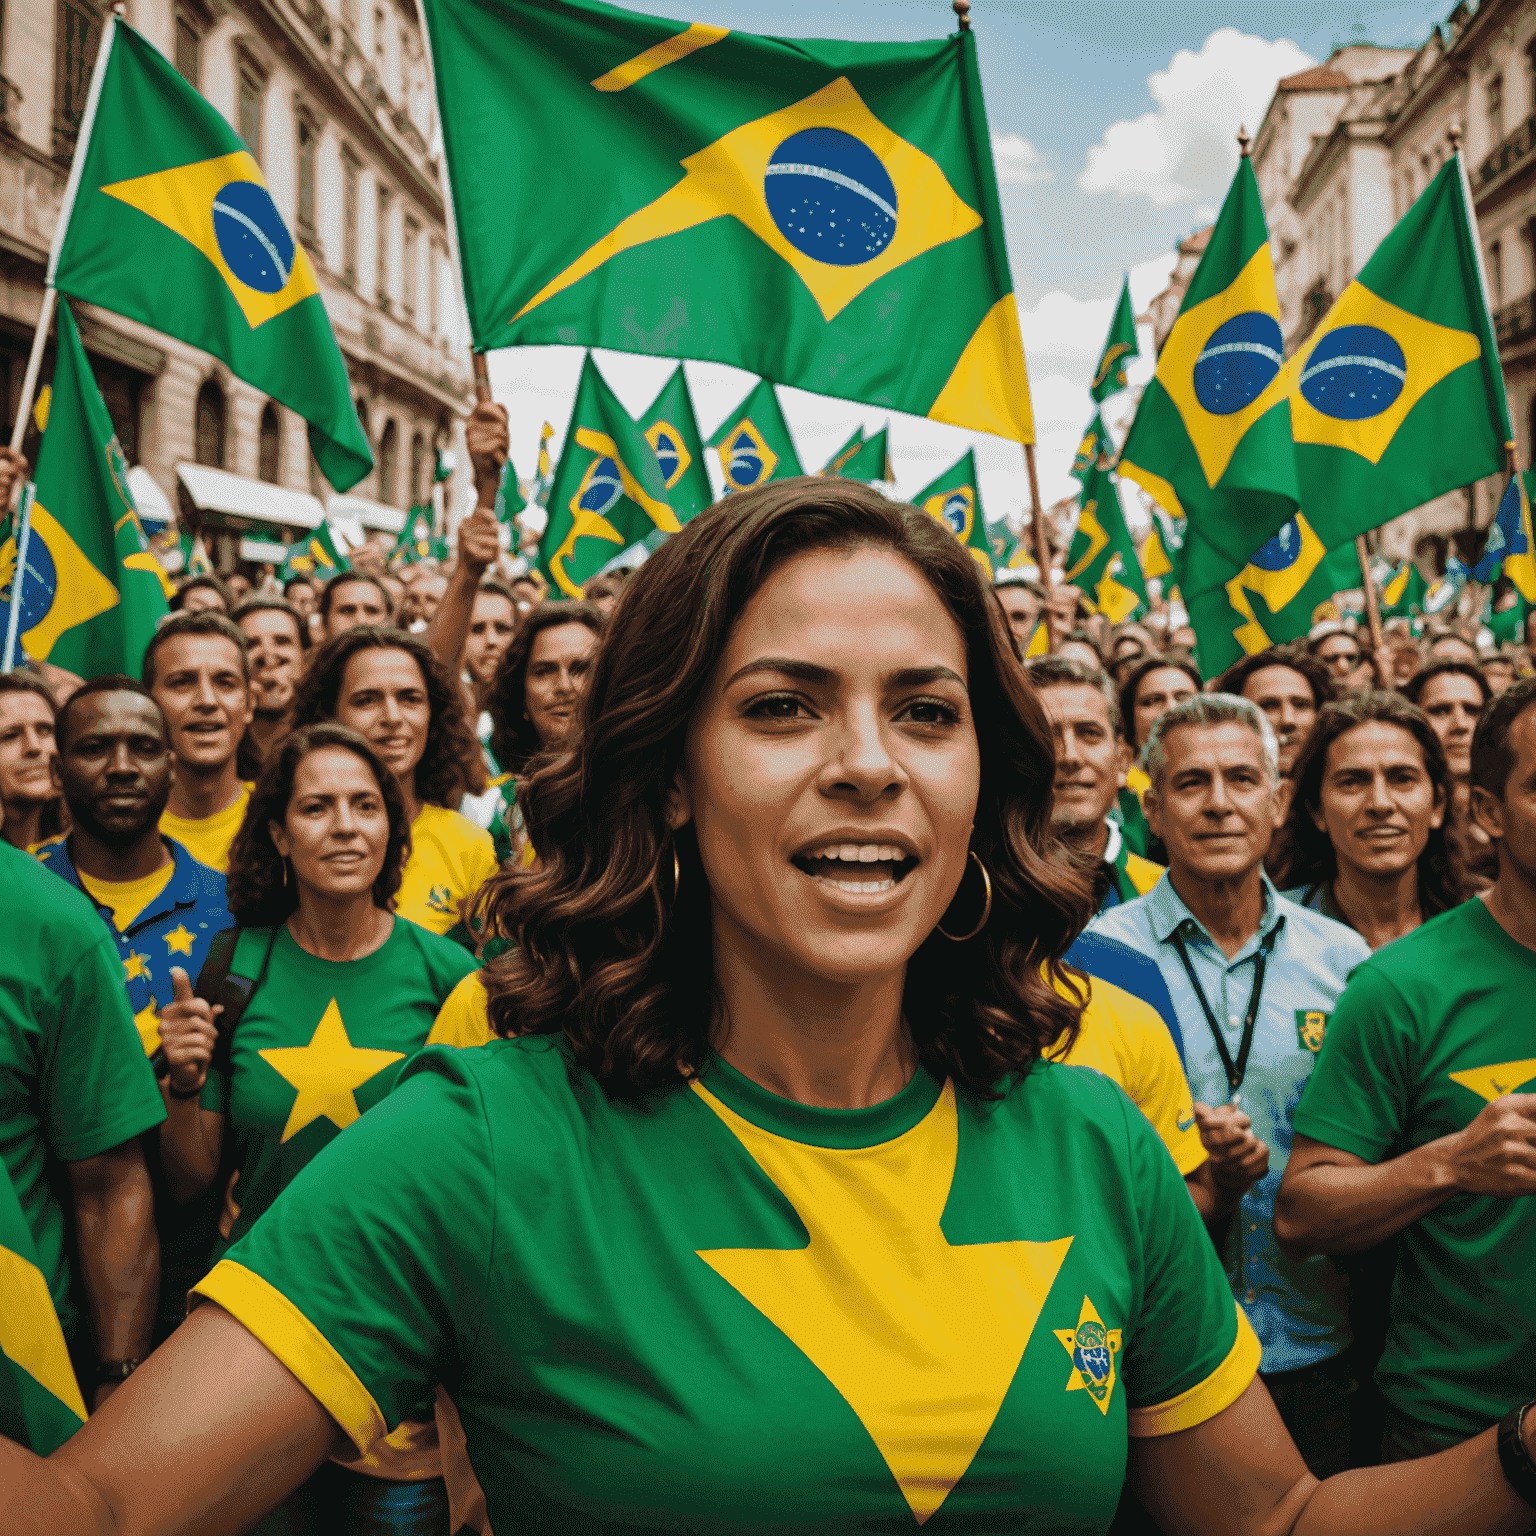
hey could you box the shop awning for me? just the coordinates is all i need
[176,464,324,530]
[127,467,175,530]
[328,495,406,535]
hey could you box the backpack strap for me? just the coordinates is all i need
[151,926,278,1077]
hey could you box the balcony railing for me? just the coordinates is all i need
[1494,293,1536,350]
[1473,111,1536,195]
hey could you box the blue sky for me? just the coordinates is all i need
[486,0,1453,531]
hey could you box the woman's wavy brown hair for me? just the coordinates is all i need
[478,477,1093,1097]
[1274,690,1470,915]
[288,625,484,806]
[486,600,607,773]
[227,723,410,925]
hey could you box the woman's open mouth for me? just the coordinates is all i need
[790,843,918,895]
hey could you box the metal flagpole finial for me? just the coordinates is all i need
[952,0,971,31]
[112,2,125,16]
[1448,121,1464,154]
[1237,125,1252,158]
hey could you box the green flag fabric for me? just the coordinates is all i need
[50,19,372,491]
[540,352,679,596]
[1071,411,1110,482]
[1063,464,1147,625]
[1185,515,1361,677]
[1377,558,1428,619]
[1,303,169,675]
[177,530,212,576]
[280,522,350,582]
[423,0,1035,444]
[1090,275,1138,402]
[1138,504,1186,597]
[1118,158,1298,571]
[392,505,436,565]
[0,1154,85,1455]
[1284,159,1510,551]
[837,424,893,483]
[708,377,804,491]
[986,520,1027,572]
[638,366,713,522]
[914,449,991,576]
[1488,592,1527,644]
[821,427,865,476]
[494,461,528,528]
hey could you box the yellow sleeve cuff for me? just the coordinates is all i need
[1126,1304,1261,1437]
[192,1259,387,1456]
[1170,1128,1208,1180]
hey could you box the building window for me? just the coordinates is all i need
[174,6,201,85]
[376,184,391,308]
[238,68,263,162]
[342,148,360,287]
[295,108,319,238]
[54,0,104,158]
[1490,240,1504,306]
[1489,74,1505,146]
[258,403,281,483]
[377,419,398,505]
[410,431,427,504]
[403,216,420,322]
[195,379,226,468]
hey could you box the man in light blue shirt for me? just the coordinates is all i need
[1094,692,1370,1478]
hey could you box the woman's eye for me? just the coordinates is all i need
[900,698,960,726]
[745,693,810,720]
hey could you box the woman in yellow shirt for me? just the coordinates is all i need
[289,628,497,941]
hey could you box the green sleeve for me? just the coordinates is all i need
[1292,962,1412,1163]
[1118,1091,1260,1434]
[192,1046,496,1452]
[42,924,165,1162]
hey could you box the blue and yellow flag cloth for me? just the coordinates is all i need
[540,352,678,595]
[707,378,804,493]
[914,448,991,576]
[49,18,371,491]
[1118,157,1298,571]
[280,521,350,582]
[1071,411,1111,483]
[0,1155,85,1454]
[1471,473,1536,602]
[1090,275,1138,403]
[639,365,712,523]
[423,0,1034,444]
[1378,557,1428,619]
[1,302,169,676]
[1064,462,1147,625]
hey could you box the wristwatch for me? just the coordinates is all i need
[93,1358,141,1387]
[1497,1399,1536,1509]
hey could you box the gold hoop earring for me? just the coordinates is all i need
[672,846,681,895]
[936,851,992,942]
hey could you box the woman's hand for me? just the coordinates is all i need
[158,968,221,1098]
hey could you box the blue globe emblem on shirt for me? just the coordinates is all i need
[651,429,682,486]
[1073,1319,1112,1392]
[1192,312,1285,416]
[1299,325,1407,421]
[211,181,296,294]
[1249,516,1304,573]
[726,429,766,488]
[764,127,898,267]
[578,458,625,515]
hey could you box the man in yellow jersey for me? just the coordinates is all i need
[143,613,254,872]
[1029,657,1165,914]
[33,677,233,1344]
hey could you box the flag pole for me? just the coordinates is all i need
[2,482,37,672]
[1355,535,1386,661]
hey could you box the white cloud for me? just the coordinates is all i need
[1078,29,1314,207]
[992,133,1052,187]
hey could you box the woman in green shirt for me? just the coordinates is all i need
[156,722,480,1533]
[6,484,1536,1536]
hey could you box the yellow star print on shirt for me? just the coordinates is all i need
[1054,1295,1122,1416]
[123,952,148,981]
[258,1000,404,1143]
[163,924,195,955]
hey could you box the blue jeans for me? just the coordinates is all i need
[249,1463,451,1536]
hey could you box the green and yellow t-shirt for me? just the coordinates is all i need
[159,783,252,874]
[1293,897,1536,1444]
[199,919,479,1256]
[396,804,499,937]
[197,1042,1259,1532]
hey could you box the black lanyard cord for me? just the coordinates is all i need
[1169,915,1286,1101]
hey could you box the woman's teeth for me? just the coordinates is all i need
[797,844,912,893]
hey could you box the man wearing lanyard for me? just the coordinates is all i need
[1094,693,1371,1477]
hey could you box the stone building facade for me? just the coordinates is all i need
[0,0,472,570]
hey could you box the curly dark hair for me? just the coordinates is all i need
[486,601,606,773]
[1215,645,1336,709]
[226,724,409,925]
[477,478,1093,1097]
[1275,691,1469,916]
[288,625,483,806]
[1118,654,1202,750]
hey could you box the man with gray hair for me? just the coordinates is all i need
[1093,692,1372,1478]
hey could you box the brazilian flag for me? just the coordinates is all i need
[1118,158,1298,570]
[1139,505,1185,597]
[1489,592,1527,644]
[914,449,990,576]
[49,18,371,491]
[1286,159,1509,550]
[1185,515,1360,676]
[0,1155,86,1454]
[1090,275,1138,402]
[1,303,169,675]
[1064,463,1147,625]
[838,424,893,483]
[986,518,1020,571]
[639,366,712,522]
[1471,472,1536,601]
[821,427,865,476]
[541,352,678,596]
[422,0,1035,444]
[494,459,528,530]
[280,522,349,582]
[1378,558,1428,619]
[177,530,213,575]
[1071,411,1110,482]
[708,377,803,492]
[392,505,435,565]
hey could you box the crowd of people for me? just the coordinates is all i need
[0,413,1534,1535]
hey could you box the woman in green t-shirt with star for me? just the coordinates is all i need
[7,485,1536,1536]
[155,722,482,1534]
